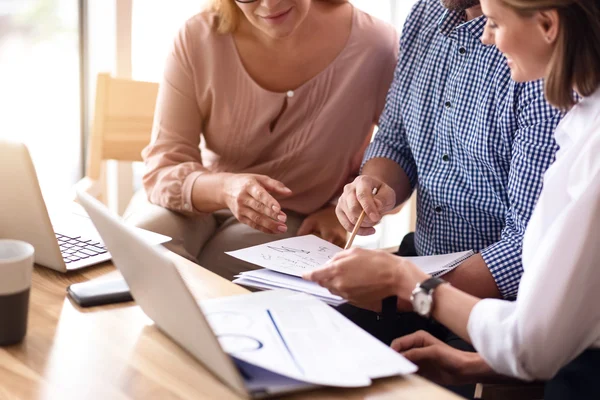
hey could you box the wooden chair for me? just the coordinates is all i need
[74,73,159,212]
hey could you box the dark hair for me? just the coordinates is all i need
[503,0,600,109]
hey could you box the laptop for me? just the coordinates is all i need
[0,140,169,272]
[76,191,417,398]
[76,190,314,398]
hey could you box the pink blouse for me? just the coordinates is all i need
[142,8,398,215]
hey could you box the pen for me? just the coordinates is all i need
[344,187,379,250]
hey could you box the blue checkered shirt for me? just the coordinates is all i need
[363,0,561,298]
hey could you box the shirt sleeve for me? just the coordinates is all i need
[141,22,208,214]
[468,169,600,380]
[329,24,400,207]
[361,13,419,189]
[480,80,561,298]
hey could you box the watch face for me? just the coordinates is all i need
[412,291,432,316]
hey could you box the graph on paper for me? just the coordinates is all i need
[226,235,343,277]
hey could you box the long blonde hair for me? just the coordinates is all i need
[207,0,348,34]
[501,0,600,109]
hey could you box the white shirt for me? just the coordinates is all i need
[467,87,600,381]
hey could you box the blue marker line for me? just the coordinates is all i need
[266,309,304,376]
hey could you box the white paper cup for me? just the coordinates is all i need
[0,240,34,346]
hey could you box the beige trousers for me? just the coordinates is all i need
[125,193,305,281]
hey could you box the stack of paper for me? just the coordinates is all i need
[235,269,345,306]
[201,290,417,387]
[228,235,474,302]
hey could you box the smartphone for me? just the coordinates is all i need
[67,278,133,307]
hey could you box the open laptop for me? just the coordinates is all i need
[76,190,417,398]
[76,189,316,398]
[0,140,169,272]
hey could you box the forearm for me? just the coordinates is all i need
[190,172,233,212]
[431,284,479,343]
[361,158,412,206]
[391,255,499,344]
[441,254,502,299]
[462,353,514,384]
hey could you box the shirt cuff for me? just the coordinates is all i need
[181,170,206,214]
[480,240,523,299]
[362,140,418,188]
[468,298,530,380]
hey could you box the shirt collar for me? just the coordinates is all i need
[437,9,487,39]
[554,87,600,149]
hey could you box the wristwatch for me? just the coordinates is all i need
[410,277,448,318]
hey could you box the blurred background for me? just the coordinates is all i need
[0,0,419,248]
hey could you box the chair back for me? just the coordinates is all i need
[86,73,159,180]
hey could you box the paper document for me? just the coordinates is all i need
[227,235,341,277]
[227,235,474,298]
[405,250,475,277]
[201,290,416,387]
[233,269,345,306]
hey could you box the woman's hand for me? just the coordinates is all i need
[222,174,293,234]
[392,331,495,386]
[336,175,396,236]
[297,205,347,248]
[303,248,428,311]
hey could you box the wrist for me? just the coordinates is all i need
[462,353,496,383]
[393,262,429,302]
[216,172,235,208]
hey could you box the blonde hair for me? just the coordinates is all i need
[501,0,600,109]
[207,0,348,34]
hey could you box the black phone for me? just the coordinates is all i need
[67,278,133,307]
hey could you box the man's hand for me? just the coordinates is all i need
[297,206,347,248]
[336,175,396,235]
[392,331,495,386]
[303,248,428,310]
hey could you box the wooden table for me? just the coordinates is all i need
[0,252,461,400]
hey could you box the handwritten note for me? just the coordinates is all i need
[226,235,342,277]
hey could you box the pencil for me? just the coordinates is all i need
[344,187,379,250]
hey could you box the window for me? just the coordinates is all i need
[0,0,82,204]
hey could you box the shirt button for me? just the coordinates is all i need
[442,154,450,162]
[459,47,467,55]
[435,206,443,213]
[184,204,192,211]
[286,90,294,98]
[445,101,452,108]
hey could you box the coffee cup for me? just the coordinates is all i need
[0,239,34,346]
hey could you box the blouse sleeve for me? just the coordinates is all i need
[142,21,208,213]
[467,168,600,380]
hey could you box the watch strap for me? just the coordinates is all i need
[419,277,446,294]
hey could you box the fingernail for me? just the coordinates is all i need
[277,213,287,222]
[277,225,287,233]
[272,205,280,213]
[369,213,378,221]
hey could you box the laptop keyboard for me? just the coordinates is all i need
[55,233,108,264]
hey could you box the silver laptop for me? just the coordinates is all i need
[0,140,169,272]
[76,190,316,399]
